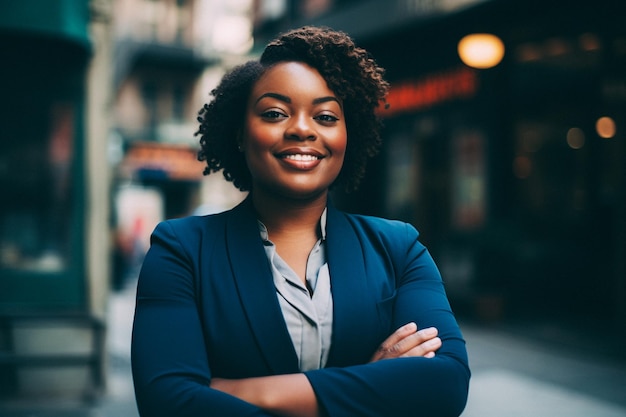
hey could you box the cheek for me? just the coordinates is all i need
[333,128,348,159]
[333,130,348,172]
[244,119,279,148]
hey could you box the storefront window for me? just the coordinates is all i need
[0,102,75,273]
[451,130,486,230]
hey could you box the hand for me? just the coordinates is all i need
[369,322,441,362]
[210,377,230,393]
[210,375,319,417]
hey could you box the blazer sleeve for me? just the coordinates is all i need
[131,220,275,417]
[304,221,470,417]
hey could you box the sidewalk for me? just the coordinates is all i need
[96,279,139,417]
[461,322,626,416]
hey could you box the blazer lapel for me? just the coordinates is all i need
[325,205,382,366]
[225,199,299,374]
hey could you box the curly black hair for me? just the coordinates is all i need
[196,26,389,193]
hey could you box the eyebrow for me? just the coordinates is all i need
[255,92,341,107]
[255,92,290,104]
[313,96,341,106]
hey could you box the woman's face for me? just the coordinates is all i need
[242,61,347,201]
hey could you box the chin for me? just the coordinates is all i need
[277,186,329,202]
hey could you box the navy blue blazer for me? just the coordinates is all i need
[131,198,470,417]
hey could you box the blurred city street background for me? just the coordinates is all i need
[1,0,626,415]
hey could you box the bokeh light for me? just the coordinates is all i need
[458,33,505,69]
[595,116,616,138]
[566,127,585,149]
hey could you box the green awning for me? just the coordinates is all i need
[0,0,91,50]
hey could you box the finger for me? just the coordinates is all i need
[379,322,418,351]
[390,327,439,355]
[391,329,440,358]
[401,336,442,358]
[416,326,438,341]
[370,322,418,361]
[372,327,440,361]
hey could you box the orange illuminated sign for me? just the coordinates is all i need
[121,142,205,181]
[379,67,478,117]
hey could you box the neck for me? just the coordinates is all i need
[251,191,327,240]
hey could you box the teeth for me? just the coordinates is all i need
[283,154,319,161]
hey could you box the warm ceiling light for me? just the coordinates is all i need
[458,33,505,69]
[596,116,616,139]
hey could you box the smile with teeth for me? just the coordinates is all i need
[281,154,321,161]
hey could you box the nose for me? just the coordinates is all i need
[285,113,316,141]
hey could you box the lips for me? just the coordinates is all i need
[276,148,325,169]
[282,154,320,161]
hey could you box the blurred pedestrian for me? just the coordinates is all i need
[131,26,470,417]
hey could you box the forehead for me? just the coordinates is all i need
[252,61,336,97]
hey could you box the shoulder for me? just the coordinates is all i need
[331,209,432,278]
[156,211,226,234]
[150,208,235,249]
[339,210,420,243]
[329,208,424,261]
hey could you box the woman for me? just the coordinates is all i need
[131,26,470,417]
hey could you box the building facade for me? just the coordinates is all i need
[0,0,113,400]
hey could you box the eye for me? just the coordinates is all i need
[315,114,339,123]
[260,110,286,120]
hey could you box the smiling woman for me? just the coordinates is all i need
[243,61,347,201]
[131,26,470,417]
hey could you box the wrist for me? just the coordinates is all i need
[216,377,268,409]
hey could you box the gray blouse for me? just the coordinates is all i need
[258,209,333,371]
